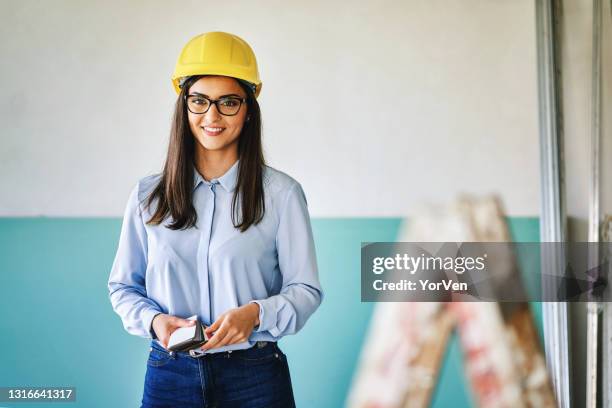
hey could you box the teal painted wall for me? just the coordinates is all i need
[0,217,540,408]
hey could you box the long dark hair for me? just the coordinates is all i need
[144,75,265,232]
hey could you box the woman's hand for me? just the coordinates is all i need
[201,303,260,351]
[151,313,196,349]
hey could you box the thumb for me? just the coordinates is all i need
[160,336,169,350]
[174,318,196,328]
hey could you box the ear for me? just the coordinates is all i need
[246,115,251,122]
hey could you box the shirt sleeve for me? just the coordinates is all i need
[108,182,162,339]
[249,182,324,337]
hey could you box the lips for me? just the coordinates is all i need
[202,126,225,137]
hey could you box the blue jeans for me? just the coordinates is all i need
[141,340,296,408]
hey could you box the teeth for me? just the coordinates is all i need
[204,127,223,132]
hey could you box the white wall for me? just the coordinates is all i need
[0,0,605,218]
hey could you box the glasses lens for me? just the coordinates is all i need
[217,98,242,115]
[187,96,210,114]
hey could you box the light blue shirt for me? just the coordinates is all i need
[108,160,323,354]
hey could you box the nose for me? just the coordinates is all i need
[204,103,222,122]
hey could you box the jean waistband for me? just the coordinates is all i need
[151,340,275,359]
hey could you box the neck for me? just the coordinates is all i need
[194,147,238,181]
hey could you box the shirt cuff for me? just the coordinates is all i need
[143,309,162,340]
[249,299,276,335]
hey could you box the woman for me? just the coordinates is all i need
[108,31,323,408]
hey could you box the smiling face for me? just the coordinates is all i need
[187,76,248,158]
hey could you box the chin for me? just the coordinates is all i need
[200,137,238,152]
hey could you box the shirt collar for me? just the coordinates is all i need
[193,159,239,193]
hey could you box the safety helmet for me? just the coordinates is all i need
[171,32,262,98]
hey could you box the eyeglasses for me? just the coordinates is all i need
[185,94,246,116]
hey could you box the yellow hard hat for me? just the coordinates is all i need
[171,32,262,97]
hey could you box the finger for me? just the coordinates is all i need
[208,329,233,350]
[225,333,246,346]
[201,325,229,350]
[222,333,238,346]
[201,329,226,350]
[205,318,222,334]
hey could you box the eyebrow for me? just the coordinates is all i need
[189,92,244,98]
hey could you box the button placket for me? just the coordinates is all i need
[203,181,218,324]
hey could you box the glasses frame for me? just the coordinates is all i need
[184,94,247,116]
